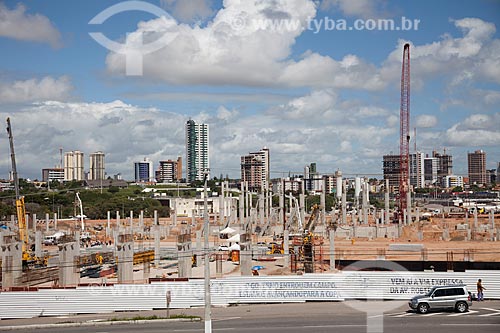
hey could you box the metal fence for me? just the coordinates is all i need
[1,270,499,319]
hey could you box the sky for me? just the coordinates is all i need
[0,0,499,181]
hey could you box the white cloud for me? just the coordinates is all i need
[160,0,214,23]
[443,113,500,147]
[415,114,438,128]
[0,3,61,47]
[0,76,73,103]
[320,0,388,19]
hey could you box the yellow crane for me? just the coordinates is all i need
[6,117,30,263]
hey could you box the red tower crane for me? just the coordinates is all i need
[399,43,411,217]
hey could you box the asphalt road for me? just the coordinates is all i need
[8,301,500,333]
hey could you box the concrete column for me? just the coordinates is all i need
[191,209,196,227]
[116,211,120,227]
[54,213,58,230]
[130,210,134,229]
[46,213,50,232]
[172,200,177,226]
[196,230,202,251]
[362,179,368,225]
[154,210,158,226]
[473,208,478,240]
[177,233,192,278]
[35,230,42,258]
[416,207,420,223]
[219,182,225,225]
[385,179,390,224]
[32,214,37,232]
[1,240,23,289]
[381,209,385,225]
[329,229,335,271]
[117,235,134,283]
[284,229,289,267]
[321,178,326,228]
[490,210,495,241]
[406,184,412,225]
[107,211,111,229]
[139,210,144,230]
[279,190,284,228]
[154,225,160,267]
[239,194,245,230]
[299,193,305,231]
[342,180,347,226]
[58,241,80,286]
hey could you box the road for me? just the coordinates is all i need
[7,301,500,333]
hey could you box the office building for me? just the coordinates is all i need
[443,175,464,189]
[186,120,209,182]
[42,168,64,183]
[241,147,270,192]
[134,158,154,183]
[409,152,425,188]
[433,150,453,186]
[468,150,487,185]
[158,157,182,183]
[89,151,105,180]
[64,150,84,181]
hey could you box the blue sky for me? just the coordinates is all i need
[0,0,499,180]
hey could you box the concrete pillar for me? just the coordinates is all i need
[406,186,412,225]
[240,234,252,276]
[416,207,420,223]
[191,209,196,227]
[1,239,23,289]
[473,208,478,240]
[196,230,202,251]
[130,210,134,229]
[284,229,289,267]
[177,233,192,278]
[116,211,120,227]
[154,225,161,267]
[329,229,335,271]
[362,179,368,225]
[245,182,250,218]
[342,180,347,226]
[154,210,158,226]
[54,213,58,230]
[279,189,284,228]
[58,241,80,286]
[490,210,495,241]
[385,179,390,224]
[107,211,111,229]
[139,210,144,231]
[172,201,177,226]
[117,234,134,283]
[299,193,305,230]
[259,193,264,230]
[219,182,225,225]
[32,214,37,232]
[320,178,326,227]
[46,213,50,232]
[381,209,385,225]
[35,230,42,258]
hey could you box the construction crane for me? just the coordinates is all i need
[399,43,411,218]
[6,117,30,263]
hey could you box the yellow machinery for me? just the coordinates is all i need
[6,118,31,264]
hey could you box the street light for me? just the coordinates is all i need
[203,170,212,333]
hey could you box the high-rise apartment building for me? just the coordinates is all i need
[64,150,84,181]
[424,157,439,186]
[382,154,400,188]
[468,150,487,185]
[186,120,209,182]
[304,162,318,191]
[409,152,425,188]
[241,147,270,192]
[158,157,182,183]
[432,150,453,186]
[89,151,105,180]
[134,158,154,183]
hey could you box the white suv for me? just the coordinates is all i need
[409,285,472,314]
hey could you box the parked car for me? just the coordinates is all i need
[409,285,472,314]
[218,245,229,251]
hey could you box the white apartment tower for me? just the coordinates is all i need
[89,151,105,180]
[186,120,210,182]
[64,150,84,181]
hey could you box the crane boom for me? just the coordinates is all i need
[6,117,29,260]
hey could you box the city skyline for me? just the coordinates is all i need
[0,1,499,180]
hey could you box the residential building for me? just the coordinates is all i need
[487,169,496,184]
[304,162,318,192]
[64,150,84,181]
[42,168,64,183]
[240,147,270,192]
[424,156,439,186]
[382,154,400,189]
[134,158,154,183]
[468,150,487,185]
[443,175,464,189]
[186,120,209,182]
[409,152,425,188]
[158,157,182,183]
[433,150,453,186]
[89,151,105,180]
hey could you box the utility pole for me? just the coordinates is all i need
[203,170,212,333]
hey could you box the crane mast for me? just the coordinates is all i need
[399,43,411,217]
[6,117,29,261]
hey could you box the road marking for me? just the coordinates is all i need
[393,312,414,317]
[479,307,500,317]
[448,310,478,317]
[385,311,408,316]
[421,312,441,317]
[303,325,366,328]
[213,316,242,322]
[442,324,500,326]
[368,314,384,319]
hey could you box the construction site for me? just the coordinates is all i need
[1,44,500,320]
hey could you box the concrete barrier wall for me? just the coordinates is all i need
[1,270,499,319]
